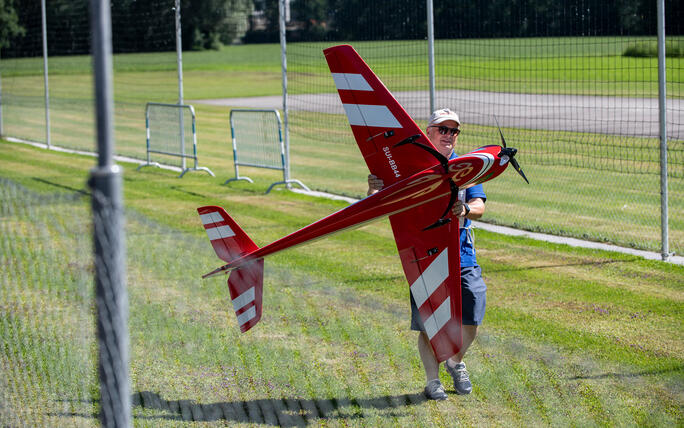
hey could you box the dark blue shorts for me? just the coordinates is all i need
[411,265,487,330]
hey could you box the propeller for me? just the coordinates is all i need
[423,117,532,231]
[396,121,529,231]
[494,116,529,184]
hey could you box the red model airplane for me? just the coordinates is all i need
[198,45,528,362]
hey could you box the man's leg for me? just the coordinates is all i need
[445,325,477,395]
[420,326,478,375]
[451,325,478,364]
[418,331,448,400]
[445,265,486,395]
[418,331,439,381]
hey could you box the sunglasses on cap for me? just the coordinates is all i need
[428,125,461,136]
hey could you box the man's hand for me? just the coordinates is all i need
[452,198,485,219]
[367,174,384,196]
[452,200,468,217]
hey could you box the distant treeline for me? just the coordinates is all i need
[0,0,252,57]
[261,0,683,43]
[1,0,681,57]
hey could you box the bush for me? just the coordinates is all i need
[623,40,684,58]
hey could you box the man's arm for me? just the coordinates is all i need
[453,198,485,220]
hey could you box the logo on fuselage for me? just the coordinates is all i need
[383,146,401,178]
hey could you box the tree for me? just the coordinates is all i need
[0,0,25,51]
[180,0,253,50]
[112,0,176,53]
[328,0,426,41]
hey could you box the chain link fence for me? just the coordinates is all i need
[2,0,682,424]
[1,0,680,255]
[0,0,186,157]
[0,179,96,426]
[1,3,682,425]
[285,0,683,256]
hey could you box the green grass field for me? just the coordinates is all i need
[2,37,682,95]
[1,37,681,254]
[287,37,683,97]
[1,140,682,426]
[1,37,682,425]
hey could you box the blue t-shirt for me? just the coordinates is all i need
[450,152,486,267]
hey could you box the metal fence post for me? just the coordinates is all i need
[427,0,435,114]
[0,65,3,137]
[89,0,131,426]
[175,0,186,171]
[41,0,51,148]
[279,0,291,187]
[657,0,671,262]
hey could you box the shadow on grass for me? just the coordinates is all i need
[132,390,427,425]
[568,365,684,381]
[170,185,210,199]
[486,256,642,273]
[31,177,90,195]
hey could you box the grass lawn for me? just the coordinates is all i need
[287,37,683,96]
[1,140,682,426]
[1,89,679,254]
[1,37,681,256]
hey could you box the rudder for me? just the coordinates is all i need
[198,205,265,332]
[198,205,258,263]
[227,259,264,332]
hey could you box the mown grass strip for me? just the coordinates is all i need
[2,139,683,426]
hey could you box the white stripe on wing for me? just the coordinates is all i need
[410,248,449,308]
[424,297,451,339]
[331,73,373,91]
[342,104,402,128]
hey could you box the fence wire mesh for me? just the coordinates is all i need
[285,0,683,254]
[146,103,197,169]
[0,0,680,254]
[1,176,681,425]
[0,179,96,426]
[0,0,179,157]
[230,109,284,169]
[1,2,683,426]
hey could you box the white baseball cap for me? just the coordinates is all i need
[428,108,460,126]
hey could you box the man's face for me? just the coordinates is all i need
[426,119,459,157]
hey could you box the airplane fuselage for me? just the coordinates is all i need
[203,145,507,278]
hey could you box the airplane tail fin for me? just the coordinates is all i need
[198,205,259,263]
[227,259,264,332]
[198,205,264,332]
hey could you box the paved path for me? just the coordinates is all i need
[290,188,683,265]
[5,137,681,264]
[192,90,683,139]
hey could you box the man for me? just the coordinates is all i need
[367,108,487,400]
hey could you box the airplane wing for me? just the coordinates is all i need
[325,44,464,361]
[388,198,462,362]
[324,45,440,186]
